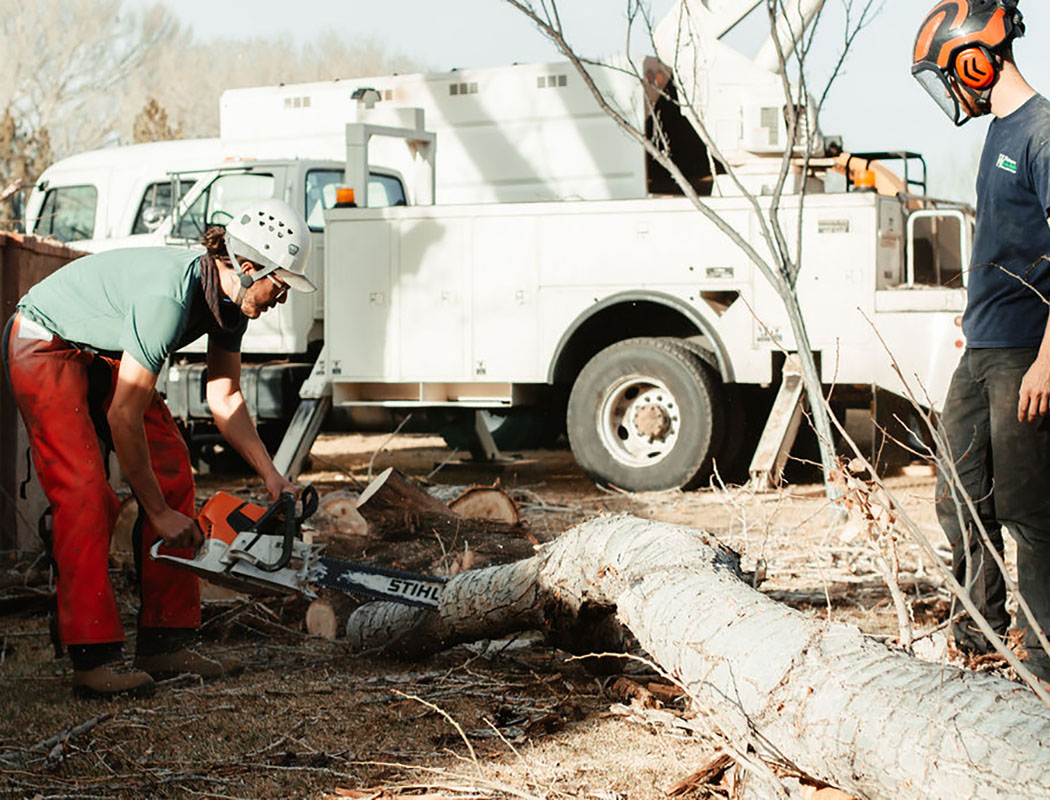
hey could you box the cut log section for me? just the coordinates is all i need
[357,467,456,519]
[344,514,1050,800]
[315,490,370,538]
[354,468,524,541]
[448,486,520,524]
[305,595,358,640]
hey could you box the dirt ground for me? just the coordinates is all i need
[0,432,1016,799]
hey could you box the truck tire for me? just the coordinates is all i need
[567,337,725,492]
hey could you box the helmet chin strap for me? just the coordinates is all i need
[227,249,253,306]
[227,248,281,306]
[960,85,994,122]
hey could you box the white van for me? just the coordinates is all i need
[24,138,223,251]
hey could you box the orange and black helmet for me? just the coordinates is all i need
[912,0,1025,125]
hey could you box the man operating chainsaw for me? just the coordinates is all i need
[1,198,314,698]
[913,0,1050,682]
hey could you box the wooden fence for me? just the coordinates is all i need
[0,233,82,551]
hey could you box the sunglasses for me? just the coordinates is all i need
[266,273,290,299]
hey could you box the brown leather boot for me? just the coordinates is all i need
[134,648,243,681]
[72,664,156,699]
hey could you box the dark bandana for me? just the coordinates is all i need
[199,255,243,332]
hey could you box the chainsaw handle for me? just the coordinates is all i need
[297,484,319,526]
[253,492,297,573]
[251,486,317,573]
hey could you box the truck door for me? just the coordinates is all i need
[873,200,971,406]
[302,167,408,323]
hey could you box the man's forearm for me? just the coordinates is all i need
[109,412,168,518]
[211,392,280,480]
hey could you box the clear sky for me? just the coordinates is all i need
[152,0,1050,202]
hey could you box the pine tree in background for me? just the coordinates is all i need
[0,107,51,232]
[132,97,182,143]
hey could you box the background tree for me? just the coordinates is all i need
[132,97,181,143]
[0,0,175,156]
[120,31,419,142]
[0,108,50,231]
[0,0,421,203]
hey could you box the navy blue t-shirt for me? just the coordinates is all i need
[964,94,1050,348]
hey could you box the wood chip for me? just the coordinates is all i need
[608,676,658,708]
[665,752,734,796]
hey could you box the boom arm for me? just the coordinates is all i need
[753,0,827,74]
[655,0,826,73]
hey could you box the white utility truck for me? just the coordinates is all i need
[264,0,971,491]
[24,0,971,490]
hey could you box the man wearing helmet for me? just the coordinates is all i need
[1,198,315,698]
[914,0,1050,682]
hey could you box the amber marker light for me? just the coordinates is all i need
[853,170,876,190]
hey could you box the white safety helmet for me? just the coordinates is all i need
[224,198,316,300]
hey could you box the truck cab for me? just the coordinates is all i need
[24,139,224,250]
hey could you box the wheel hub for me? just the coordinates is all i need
[596,375,681,468]
[634,403,671,441]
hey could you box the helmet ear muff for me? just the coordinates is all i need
[954,45,997,90]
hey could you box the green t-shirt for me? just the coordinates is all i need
[19,247,246,374]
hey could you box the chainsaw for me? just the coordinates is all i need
[150,486,446,609]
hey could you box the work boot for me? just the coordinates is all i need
[72,663,156,700]
[134,647,243,681]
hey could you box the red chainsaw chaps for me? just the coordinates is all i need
[6,315,200,646]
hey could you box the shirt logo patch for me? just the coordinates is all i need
[996,153,1019,174]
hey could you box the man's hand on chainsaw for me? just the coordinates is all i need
[152,508,202,550]
[264,471,298,502]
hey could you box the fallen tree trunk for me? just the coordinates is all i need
[346,514,1050,799]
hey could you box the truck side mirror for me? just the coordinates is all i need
[141,206,167,232]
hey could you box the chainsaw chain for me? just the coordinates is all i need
[311,555,448,609]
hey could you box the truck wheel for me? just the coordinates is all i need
[567,337,724,492]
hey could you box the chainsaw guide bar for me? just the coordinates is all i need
[150,486,446,609]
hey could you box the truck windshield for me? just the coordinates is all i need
[35,185,97,242]
[176,172,275,240]
[133,179,197,235]
[305,169,407,231]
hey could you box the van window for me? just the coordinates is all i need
[132,179,197,235]
[176,172,275,239]
[35,185,97,242]
[304,170,407,231]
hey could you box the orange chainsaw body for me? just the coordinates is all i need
[196,492,267,546]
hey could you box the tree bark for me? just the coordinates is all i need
[358,468,457,518]
[346,515,1050,800]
